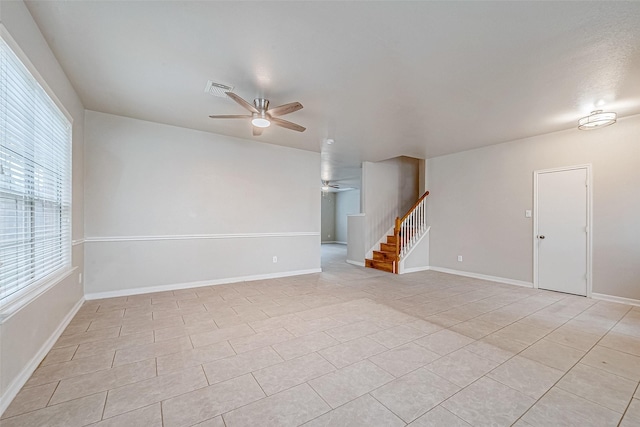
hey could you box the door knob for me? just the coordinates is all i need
[538,235,545,239]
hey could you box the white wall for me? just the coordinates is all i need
[84,111,321,297]
[0,0,85,414]
[321,192,336,242]
[402,228,430,272]
[335,190,360,244]
[427,114,640,300]
[347,214,366,265]
[362,156,419,251]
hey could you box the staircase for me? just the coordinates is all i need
[365,191,429,274]
[365,234,398,273]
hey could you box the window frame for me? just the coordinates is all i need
[0,25,74,316]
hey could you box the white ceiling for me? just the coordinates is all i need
[25,1,640,187]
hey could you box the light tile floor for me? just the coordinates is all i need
[3,244,640,426]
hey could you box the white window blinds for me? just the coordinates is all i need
[0,36,71,304]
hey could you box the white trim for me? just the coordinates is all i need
[72,239,85,246]
[0,25,73,123]
[346,260,366,267]
[533,164,592,297]
[429,267,534,288]
[0,268,77,321]
[398,226,431,273]
[84,232,319,243]
[592,293,640,307]
[322,241,347,245]
[402,226,430,260]
[0,296,84,417]
[402,266,432,274]
[84,268,322,300]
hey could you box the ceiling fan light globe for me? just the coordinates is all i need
[251,117,271,128]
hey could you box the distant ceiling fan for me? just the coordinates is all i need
[209,92,306,136]
[321,180,341,191]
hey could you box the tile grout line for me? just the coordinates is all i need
[44,380,61,408]
[200,363,212,386]
[617,381,640,427]
[1,390,109,422]
[100,390,108,421]
[104,371,211,420]
[367,391,412,424]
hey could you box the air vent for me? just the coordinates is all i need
[204,81,234,97]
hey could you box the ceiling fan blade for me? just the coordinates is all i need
[270,117,306,132]
[225,92,259,113]
[208,114,252,119]
[252,126,264,136]
[267,102,303,117]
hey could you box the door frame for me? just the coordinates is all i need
[533,164,593,297]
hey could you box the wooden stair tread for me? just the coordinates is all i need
[380,242,395,252]
[373,250,396,262]
[365,258,394,273]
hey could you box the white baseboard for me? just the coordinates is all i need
[335,241,347,245]
[405,268,638,307]
[429,267,534,288]
[0,297,85,417]
[84,268,322,300]
[322,241,347,245]
[592,293,640,307]
[346,260,365,267]
[402,266,431,274]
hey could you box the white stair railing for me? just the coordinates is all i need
[394,191,429,262]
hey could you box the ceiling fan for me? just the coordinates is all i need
[209,92,306,136]
[321,180,341,191]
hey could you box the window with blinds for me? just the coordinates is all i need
[0,36,72,305]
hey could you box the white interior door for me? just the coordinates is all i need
[535,167,589,296]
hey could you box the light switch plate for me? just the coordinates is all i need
[525,210,532,218]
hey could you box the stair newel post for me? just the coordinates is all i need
[394,217,401,274]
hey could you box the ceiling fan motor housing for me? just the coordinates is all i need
[252,98,271,126]
[254,98,269,111]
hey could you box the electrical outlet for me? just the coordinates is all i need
[457,255,463,262]
[272,256,278,263]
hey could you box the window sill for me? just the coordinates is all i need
[0,267,77,324]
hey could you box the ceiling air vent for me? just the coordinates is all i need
[204,81,234,97]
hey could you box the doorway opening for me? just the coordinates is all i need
[320,188,361,267]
